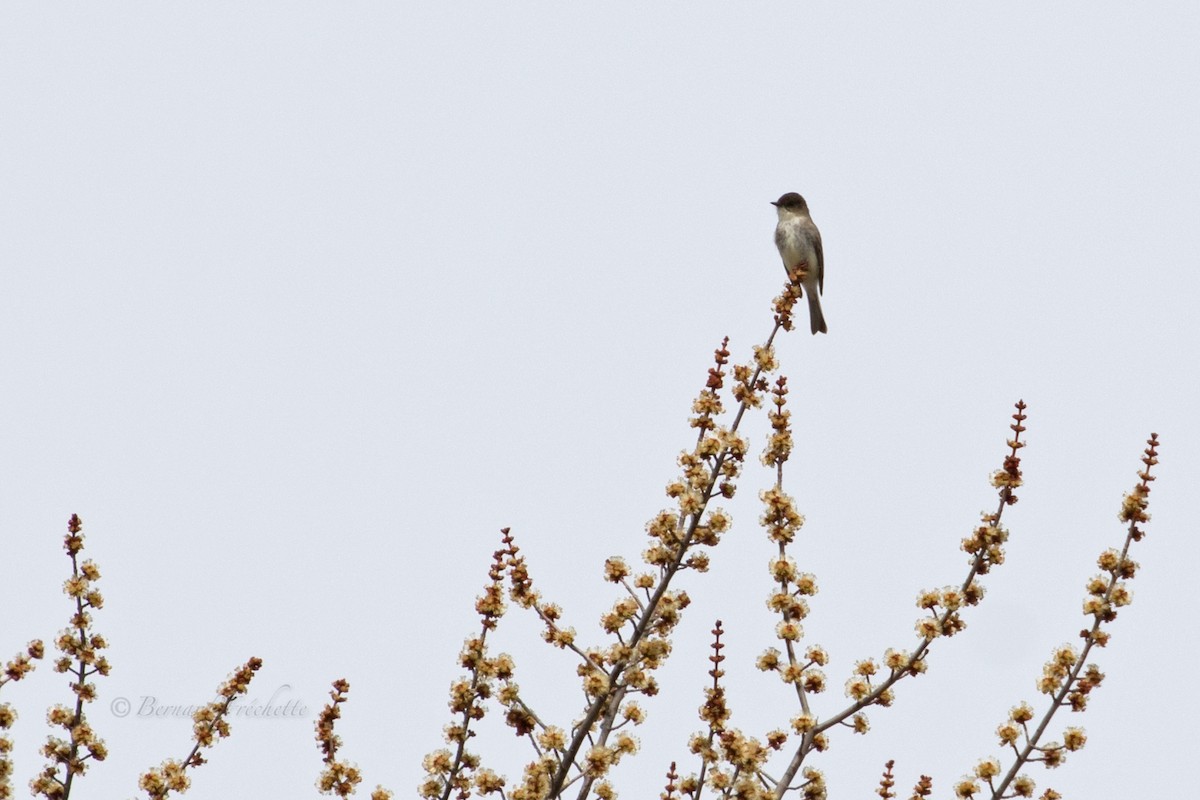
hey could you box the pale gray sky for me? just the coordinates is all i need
[2,4,1197,798]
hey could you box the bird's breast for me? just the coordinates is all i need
[775,219,815,266]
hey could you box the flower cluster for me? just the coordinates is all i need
[30,515,110,800]
[314,679,391,799]
[771,282,804,333]
[679,623,789,800]
[875,760,933,800]
[420,540,520,799]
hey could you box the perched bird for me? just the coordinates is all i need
[772,192,827,335]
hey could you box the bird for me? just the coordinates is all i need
[772,192,827,335]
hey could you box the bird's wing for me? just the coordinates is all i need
[811,222,824,294]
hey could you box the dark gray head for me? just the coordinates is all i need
[771,192,808,211]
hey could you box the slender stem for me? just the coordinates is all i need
[439,625,494,800]
[61,549,88,799]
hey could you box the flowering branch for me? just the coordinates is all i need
[315,679,392,799]
[30,514,110,800]
[754,400,1028,797]
[136,657,262,799]
[960,433,1161,800]
[420,537,521,799]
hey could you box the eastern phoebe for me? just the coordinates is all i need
[772,192,827,335]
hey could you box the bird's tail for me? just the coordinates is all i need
[807,290,828,335]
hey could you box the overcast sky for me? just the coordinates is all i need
[2,4,1197,799]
